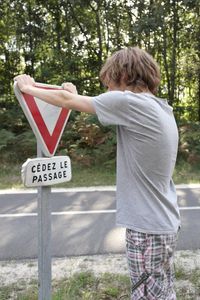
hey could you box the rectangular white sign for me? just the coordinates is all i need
[22,156,72,187]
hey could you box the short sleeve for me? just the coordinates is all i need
[92,91,130,126]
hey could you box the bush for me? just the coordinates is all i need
[0,129,15,151]
[0,129,36,163]
[58,113,116,167]
[0,112,116,166]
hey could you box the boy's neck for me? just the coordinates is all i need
[119,83,152,94]
[107,81,153,95]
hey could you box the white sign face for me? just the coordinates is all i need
[22,156,72,187]
[14,82,71,157]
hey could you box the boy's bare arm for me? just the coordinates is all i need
[14,74,95,114]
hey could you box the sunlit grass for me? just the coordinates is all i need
[0,162,22,189]
[0,269,199,299]
[0,161,116,189]
[0,159,200,189]
[0,272,131,300]
[173,160,200,184]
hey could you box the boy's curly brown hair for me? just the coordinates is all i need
[100,47,160,95]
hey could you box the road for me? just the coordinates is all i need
[0,185,200,260]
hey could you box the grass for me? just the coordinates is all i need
[0,162,116,189]
[0,269,199,300]
[174,264,200,299]
[173,160,200,184]
[0,272,131,300]
[0,159,200,189]
[0,162,22,189]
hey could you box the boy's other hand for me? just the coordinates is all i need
[62,82,78,94]
[14,74,35,93]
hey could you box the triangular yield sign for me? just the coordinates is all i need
[14,82,71,157]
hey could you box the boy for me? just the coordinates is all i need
[14,46,180,299]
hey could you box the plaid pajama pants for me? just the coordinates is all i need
[126,228,178,300]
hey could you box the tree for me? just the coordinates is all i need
[0,0,200,162]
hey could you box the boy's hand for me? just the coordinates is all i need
[62,82,78,94]
[14,74,35,93]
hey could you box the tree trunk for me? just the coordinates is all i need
[27,1,35,77]
[161,26,171,101]
[196,4,200,121]
[170,0,178,106]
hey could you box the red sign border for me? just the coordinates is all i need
[22,86,70,156]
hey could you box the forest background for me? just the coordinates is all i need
[0,0,200,187]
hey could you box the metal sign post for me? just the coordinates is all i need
[37,145,52,300]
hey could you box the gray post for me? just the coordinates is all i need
[37,144,52,300]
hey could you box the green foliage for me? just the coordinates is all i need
[0,129,15,151]
[0,0,200,164]
[13,130,36,158]
[59,113,116,167]
[0,128,36,163]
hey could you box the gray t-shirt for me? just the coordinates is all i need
[92,90,180,234]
